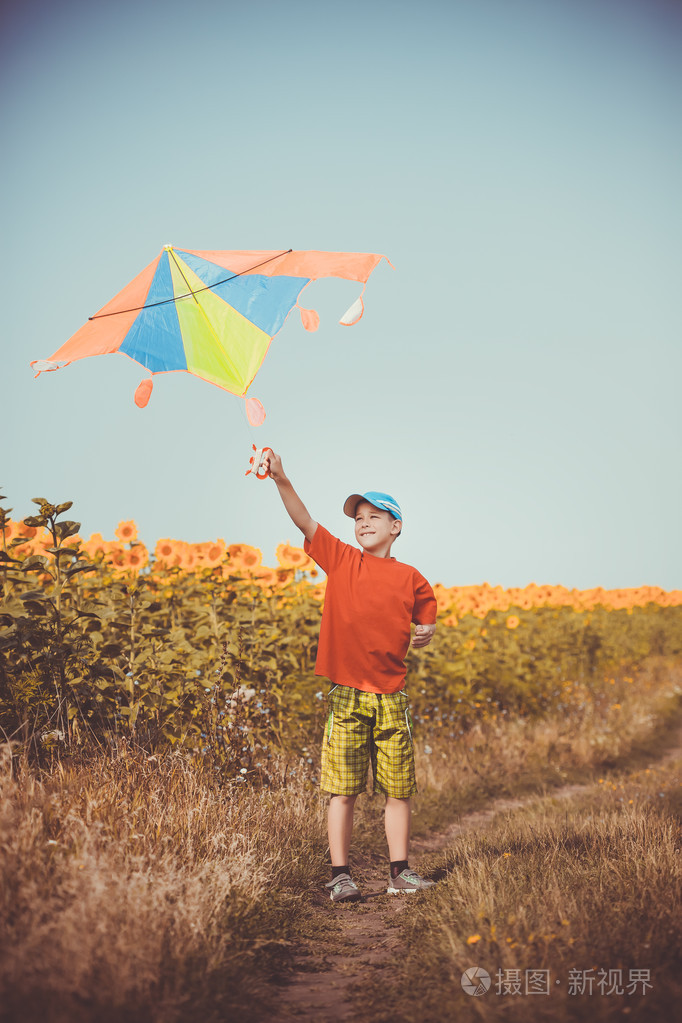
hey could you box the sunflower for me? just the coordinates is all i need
[115,520,138,543]
[275,542,314,571]
[84,533,108,559]
[203,540,227,567]
[227,544,263,571]
[155,539,181,567]
[125,544,149,572]
[22,527,53,556]
[178,543,199,571]
[252,567,278,589]
[9,536,34,556]
[106,545,128,572]
[506,615,520,630]
[1,519,19,544]
[433,584,454,613]
[274,567,294,588]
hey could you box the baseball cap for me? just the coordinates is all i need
[343,491,403,521]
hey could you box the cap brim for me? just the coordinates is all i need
[343,493,365,518]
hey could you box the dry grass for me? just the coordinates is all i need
[417,658,680,789]
[351,740,682,1021]
[351,658,682,857]
[0,744,327,1023]
[1,660,680,1023]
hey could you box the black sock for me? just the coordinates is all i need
[331,865,350,880]
[390,859,409,879]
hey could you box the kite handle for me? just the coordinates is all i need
[245,445,272,480]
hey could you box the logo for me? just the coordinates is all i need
[461,967,491,996]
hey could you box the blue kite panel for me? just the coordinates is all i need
[120,252,187,372]
[178,251,309,336]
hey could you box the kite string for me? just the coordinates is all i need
[88,249,293,320]
[240,398,275,482]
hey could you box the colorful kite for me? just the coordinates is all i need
[32,246,391,424]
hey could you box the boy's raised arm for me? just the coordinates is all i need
[264,450,318,543]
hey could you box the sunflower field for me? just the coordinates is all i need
[1,493,681,778]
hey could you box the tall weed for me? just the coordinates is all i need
[354,753,682,1022]
[0,744,327,1023]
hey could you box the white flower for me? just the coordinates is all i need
[41,730,65,743]
[229,686,257,705]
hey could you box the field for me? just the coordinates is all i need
[1,496,681,1022]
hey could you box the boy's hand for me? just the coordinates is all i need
[412,624,436,648]
[263,449,285,483]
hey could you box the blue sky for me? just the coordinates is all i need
[2,0,680,589]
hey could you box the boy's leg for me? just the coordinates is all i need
[374,693,434,893]
[385,794,434,892]
[321,687,372,902]
[384,795,411,861]
[326,792,362,904]
[328,793,359,866]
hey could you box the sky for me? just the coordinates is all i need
[2,0,680,590]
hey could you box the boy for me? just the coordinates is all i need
[264,450,437,903]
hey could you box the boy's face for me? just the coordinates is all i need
[353,500,401,555]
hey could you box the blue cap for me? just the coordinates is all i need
[343,491,403,521]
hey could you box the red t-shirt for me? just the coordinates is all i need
[304,524,437,694]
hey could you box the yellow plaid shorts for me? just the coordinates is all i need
[321,685,417,799]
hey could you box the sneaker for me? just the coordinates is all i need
[325,872,362,903]
[387,868,435,894]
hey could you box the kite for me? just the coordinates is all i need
[32,246,391,425]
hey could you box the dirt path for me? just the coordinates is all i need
[271,725,682,1022]
[271,784,587,1021]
